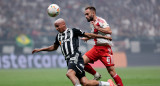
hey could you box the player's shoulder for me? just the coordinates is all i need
[71,28,82,32]
[72,28,85,33]
[72,28,77,30]
[71,28,78,32]
[97,16,106,23]
[67,28,74,32]
[72,28,82,31]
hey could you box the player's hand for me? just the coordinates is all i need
[91,21,99,29]
[91,21,94,24]
[80,37,89,42]
[32,49,41,54]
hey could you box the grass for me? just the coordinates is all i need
[0,66,160,86]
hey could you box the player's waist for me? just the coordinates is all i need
[65,52,81,60]
[94,39,113,46]
[94,43,112,50]
[95,43,110,46]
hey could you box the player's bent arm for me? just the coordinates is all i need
[96,27,112,34]
[84,33,112,40]
[32,44,59,54]
[91,21,112,34]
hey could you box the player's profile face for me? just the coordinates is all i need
[85,9,94,22]
[54,23,64,33]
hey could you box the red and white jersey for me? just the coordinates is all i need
[90,16,113,46]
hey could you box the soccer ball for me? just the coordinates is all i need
[47,4,60,17]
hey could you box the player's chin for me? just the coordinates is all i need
[87,19,90,22]
[85,18,90,22]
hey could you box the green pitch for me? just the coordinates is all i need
[0,66,160,86]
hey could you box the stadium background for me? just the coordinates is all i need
[0,0,160,86]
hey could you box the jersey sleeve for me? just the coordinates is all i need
[72,28,85,37]
[54,34,60,45]
[98,19,109,28]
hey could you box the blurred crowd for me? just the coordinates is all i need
[0,0,160,43]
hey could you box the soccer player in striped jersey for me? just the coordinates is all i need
[32,18,116,86]
[81,6,123,86]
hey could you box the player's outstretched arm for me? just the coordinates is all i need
[80,37,90,42]
[32,44,59,54]
[84,33,112,40]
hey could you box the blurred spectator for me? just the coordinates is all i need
[0,0,159,43]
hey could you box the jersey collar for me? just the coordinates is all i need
[63,28,69,33]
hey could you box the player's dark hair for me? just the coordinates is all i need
[85,6,96,14]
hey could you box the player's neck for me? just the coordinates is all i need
[60,28,67,33]
[93,16,97,22]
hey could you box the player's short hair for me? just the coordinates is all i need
[85,6,96,13]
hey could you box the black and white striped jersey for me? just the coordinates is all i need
[54,28,85,59]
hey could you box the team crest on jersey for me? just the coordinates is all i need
[59,38,71,45]
[59,41,61,45]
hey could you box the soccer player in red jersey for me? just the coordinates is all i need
[81,6,124,86]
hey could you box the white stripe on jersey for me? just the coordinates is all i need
[70,29,74,54]
[60,34,65,55]
[64,31,69,55]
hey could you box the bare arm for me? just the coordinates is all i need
[80,37,91,42]
[91,21,112,34]
[32,44,59,54]
[84,33,112,40]
[96,27,112,34]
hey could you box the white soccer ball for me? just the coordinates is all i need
[47,4,60,17]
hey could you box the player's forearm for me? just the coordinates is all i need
[85,33,112,40]
[88,33,103,38]
[38,47,52,51]
[96,27,112,34]
[83,37,91,40]
[40,45,56,51]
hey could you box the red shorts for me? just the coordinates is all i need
[85,45,114,66]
